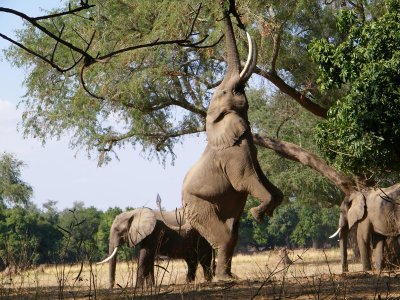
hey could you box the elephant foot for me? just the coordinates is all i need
[250,207,265,223]
[213,271,239,282]
[213,274,236,283]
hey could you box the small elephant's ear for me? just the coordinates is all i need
[347,193,366,230]
[128,207,156,247]
[206,111,248,149]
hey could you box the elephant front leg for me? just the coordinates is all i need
[136,247,155,288]
[248,175,283,222]
[357,220,372,271]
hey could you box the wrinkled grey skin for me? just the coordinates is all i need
[101,208,214,288]
[180,10,283,281]
[336,183,400,272]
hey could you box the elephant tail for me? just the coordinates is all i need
[156,194,191,232]
[163,220,193,234]
[97,247,118,265]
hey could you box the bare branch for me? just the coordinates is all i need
[253,133,354,195]
[0,7,93,59]
[1,4,220,73]
[0,33,66,72]
[97,126,205,153]
[253,66,328,118]
[31,4,95,21]
[270,27,281,72]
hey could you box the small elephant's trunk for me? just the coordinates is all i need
[107,233,121,289]
[339,226,349,272]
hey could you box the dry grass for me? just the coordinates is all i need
[1,248,400,299]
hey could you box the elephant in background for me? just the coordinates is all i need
[176,7,283,281]
[97,207,214,288]
[331,183,400,272]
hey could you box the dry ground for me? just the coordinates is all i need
[1,248,400,299]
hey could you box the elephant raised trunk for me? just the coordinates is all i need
[220,8,257,89]
[181,7,283,281]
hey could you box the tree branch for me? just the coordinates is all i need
[32,3,95,21]
[253,133,355,195]
[0,4,220,72]
[254,66,328,119]
[97,126,205,153]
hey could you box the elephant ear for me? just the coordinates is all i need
[347,193,366,230]
[128,207,156,247]
[206,111,249,149]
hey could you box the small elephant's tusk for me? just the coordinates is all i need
[329,228,341,239]
[96,247,118,264]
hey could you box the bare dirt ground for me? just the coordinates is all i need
[1,249,400,299]
[2,272,400,299]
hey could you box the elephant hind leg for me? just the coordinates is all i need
[372,234,384,271]
[192,215,238,281]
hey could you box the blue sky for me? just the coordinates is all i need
[0,1,206,211]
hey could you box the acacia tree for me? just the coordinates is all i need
[0,153,32,207]
[1,1,400,212]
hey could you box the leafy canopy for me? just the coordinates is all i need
[0,153,32,207]
[310,0,400,175]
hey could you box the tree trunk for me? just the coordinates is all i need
[312,239,323,249]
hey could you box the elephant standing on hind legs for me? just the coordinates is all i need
[330,183,400,272]
[97,207,214,288]
[176,6,283,281]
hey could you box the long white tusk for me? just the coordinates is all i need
[239,32,252,78]
[329,228,341,239]
[96,247,118,264]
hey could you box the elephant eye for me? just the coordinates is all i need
[232,89,241,96]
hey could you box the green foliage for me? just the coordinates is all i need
[239,199,339,249]
[248,88,343,206]
[310,0,400,174]
[266,202,299,247]
[57,201,103,261]
[0,203,63,270]
[238,198,271,251]
[4,0,227,164]
[0,153,33,207]
[96,207,124,259]
[291,204,338,247]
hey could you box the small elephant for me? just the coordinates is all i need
[331,183,400,271]
[97,207,214,288]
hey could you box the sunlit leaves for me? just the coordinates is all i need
[310,0,400,174]
[0,153,32,207]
